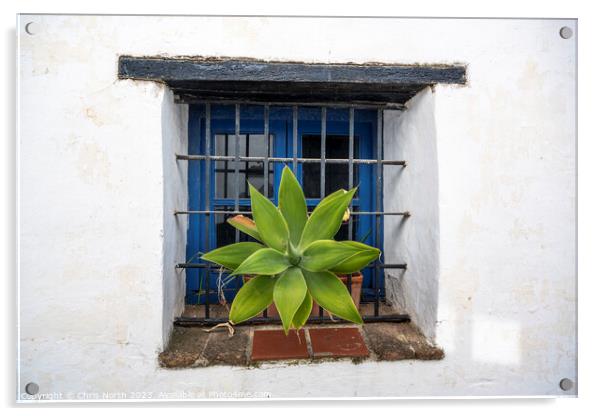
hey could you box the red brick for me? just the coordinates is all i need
[251,329,309,361]
[308,327,370,358]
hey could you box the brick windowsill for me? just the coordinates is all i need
[159,321,444,369]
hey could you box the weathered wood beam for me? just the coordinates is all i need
[118,56,466,85]
[173,92,417,106]
[172,94,410,109]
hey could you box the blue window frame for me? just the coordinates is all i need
[186,104,383,305]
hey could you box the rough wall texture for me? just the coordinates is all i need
[384,88,440,341]
[18,15,576,399]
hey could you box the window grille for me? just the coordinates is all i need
[175,101,410,326]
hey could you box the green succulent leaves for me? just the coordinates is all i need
[231,248,291,276]
[303,270,363,324]
[298,187,356,250]
[300,240,380,272]
[249,185,289,251]
[278,166,308,246]
[273,267,307,334]
[201,165,381,333]
[329,241,382,274]
[229,275,276,324]
[201,242,264,271]
[292,291,313,330]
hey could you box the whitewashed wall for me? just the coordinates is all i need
[18,15,576,399]
[160,90,188,345]
[384,88,440,340]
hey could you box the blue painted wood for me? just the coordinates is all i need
[186,104,382,304]
[185,105,202,304]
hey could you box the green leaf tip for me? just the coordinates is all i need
[273,267,307,334]
[201,242,265,271]
[230,248,291,276]
[278,165,307,246]
[229,275,276,324]
[249,184,289,252]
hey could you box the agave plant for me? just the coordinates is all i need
[201,166,380,334]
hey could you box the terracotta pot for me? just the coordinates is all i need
[244,273,363,319]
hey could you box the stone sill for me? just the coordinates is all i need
[159,321,444,369]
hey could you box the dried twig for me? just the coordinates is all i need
[202,321,235,337]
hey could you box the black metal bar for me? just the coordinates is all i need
[375,108,383,316]
[319,107,327,318]
[320,107,326,199]
[204,103,211,317]
[214,167,264,174]
[204,262,210,315]
[243,134,249,196]
[176,154,406,166]
[175,96,408,110]
[189,284,405,296]
[174,313,411,327]
[177,262,406,270]
[293,105,298,172]
[263,105,269,198]
[192,286,413,297]
[223,135,229,199]
[373,263,407,269]
[234,104,241,243]
[192,286,241,293]
[347,107,354,296]
[178,264,226,269]
[348,107,355,228]
[176,210,410,216]
[262,107,270,319]
[346,273,353,295]
[196,111,203,307]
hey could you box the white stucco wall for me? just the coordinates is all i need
[160,90,188,346]
[384,88,440,340]
[17,15,576,399]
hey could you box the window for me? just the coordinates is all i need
[119,56,465,330]
[178,102,409,323]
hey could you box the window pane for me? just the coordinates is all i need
[248,134,270,158]
[215,134,243,199]
[302,134,359,198]
[214,134,273,199]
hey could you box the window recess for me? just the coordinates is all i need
[117,56,466,327]
[175,102,409,326]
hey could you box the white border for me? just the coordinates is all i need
[4,0,600,412]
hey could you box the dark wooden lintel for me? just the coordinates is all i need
[118,56,465,105]
[170,81,421,106]
[118,56,466,85]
